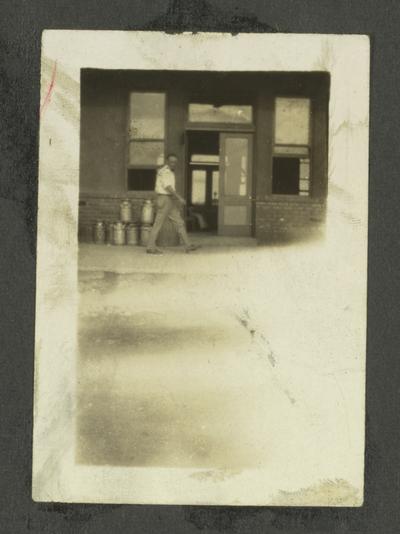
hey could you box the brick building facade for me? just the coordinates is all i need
[79,70,329,241]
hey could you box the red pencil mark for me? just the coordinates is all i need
[40,60,57,117]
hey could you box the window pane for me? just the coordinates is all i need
[127,169,156,191]
[275,98,310,145]
[272,156,311,196]
[190,154,220,164]
[189,104,253,123]
[300,158,310,180]
[274,146,309,156]
[299,158,310,195]
[191,170,207,205]
[128,141,164,166]
[272,157,300,195]
[129,93,165,139]
[224,138,248,196]
[212,170,219,202]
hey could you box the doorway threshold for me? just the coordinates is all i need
[189,232,257,247]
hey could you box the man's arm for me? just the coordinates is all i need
[165,185,186,205]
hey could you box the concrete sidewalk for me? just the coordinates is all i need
[78,232,258,275]
[78,231,326,276]
[77,218,365,493]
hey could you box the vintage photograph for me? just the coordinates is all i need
[33,31,369,505]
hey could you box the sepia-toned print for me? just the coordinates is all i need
[33,31,369,506]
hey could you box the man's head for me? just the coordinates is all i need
[166,153,178,170]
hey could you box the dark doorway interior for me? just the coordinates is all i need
[186,131,220,233]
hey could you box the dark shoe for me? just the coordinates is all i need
[146,248,163,255]
[185,244,201,253]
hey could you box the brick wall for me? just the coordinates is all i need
[79,193,327,243]
[255,198,326,242]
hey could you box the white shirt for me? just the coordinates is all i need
[154,165,176,194]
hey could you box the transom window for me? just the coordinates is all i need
[188,103,253,124]
[190,154,220,165]
[272,97,312,196]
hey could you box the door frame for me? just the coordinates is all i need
[184,127,255,236]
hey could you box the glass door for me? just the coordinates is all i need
[218,133,253,236]
[187,166,219,232]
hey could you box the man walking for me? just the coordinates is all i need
[146,153,199,255]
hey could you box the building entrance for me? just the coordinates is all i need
[186,131,219,233]
[186,130,253,236]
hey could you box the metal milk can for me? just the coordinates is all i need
[81,224,93,243]
[120,199,132,223]
[141,199,154,224]
[126,223,139,246]
[113,222,126,245]
[93,221,106,244]
[106,222,114,245]
[140,224,152,247]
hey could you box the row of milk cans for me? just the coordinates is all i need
[93,200,154,246]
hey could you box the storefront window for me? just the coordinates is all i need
[128,92,165,170]
[188,104,253,124]
[128,141,165,167]
[274,97,310,145]
[272,97,312,196]
[127,169,156,191]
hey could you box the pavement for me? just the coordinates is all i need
[77,222,366,485]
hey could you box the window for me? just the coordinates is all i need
[128,93,165,167]
[211,170,219,202]
[224,137,249,197]
[127,169,156,191]
[188,104,253,124]
[191,170,207,205]
[189,168,219,207]
[190,154,220,165]
[272,97,311,196]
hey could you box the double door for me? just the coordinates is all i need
[187,132,253,236]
